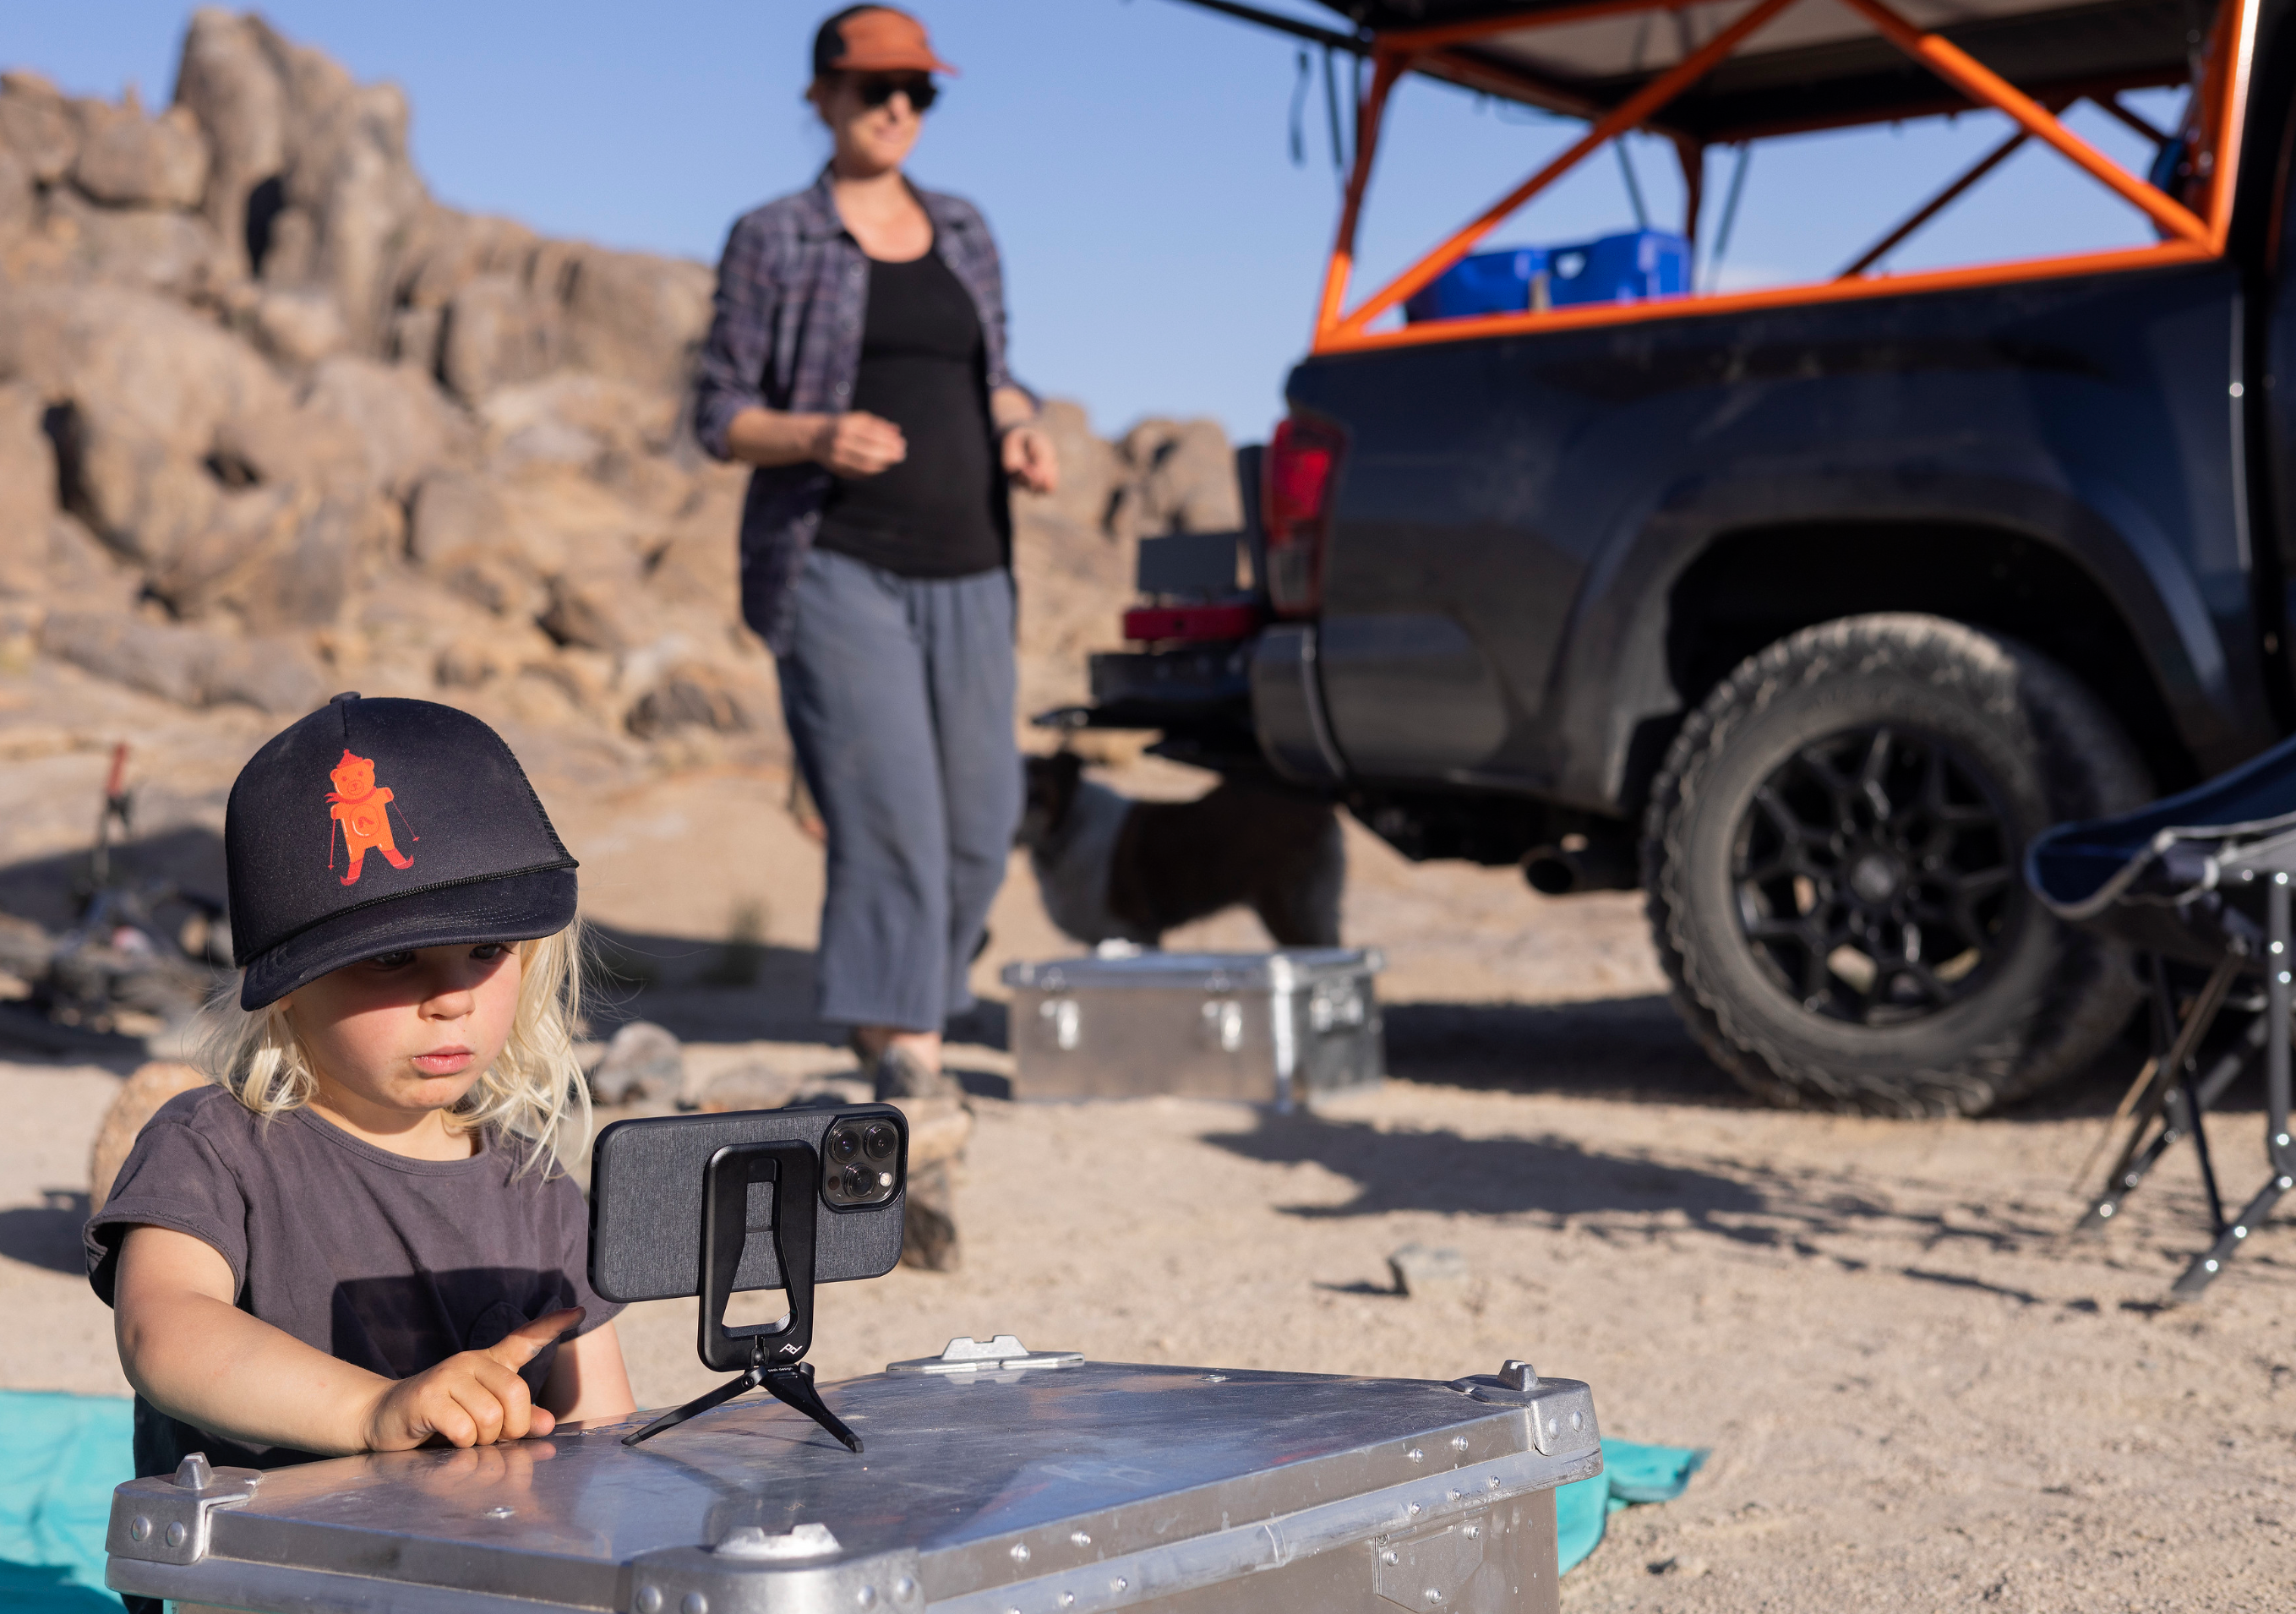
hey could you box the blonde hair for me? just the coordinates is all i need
[191,921,593,1175]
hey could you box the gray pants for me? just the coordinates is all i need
[778,546,1021,1032]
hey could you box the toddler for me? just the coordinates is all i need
[85,693,635,1492]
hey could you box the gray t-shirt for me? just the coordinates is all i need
[85,1085,621,1480]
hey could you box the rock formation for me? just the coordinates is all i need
[0,12,1238,766]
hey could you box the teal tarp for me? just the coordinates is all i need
[0,1390,132,1612]
[1555,1437,1708,1574]
[0,1389,1693,1603]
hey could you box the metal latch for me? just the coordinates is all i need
[885,1334,1083,1374]
[714,1523,842,1560]
[107,1453,261,1567]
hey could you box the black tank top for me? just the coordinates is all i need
[815,243,1005,578]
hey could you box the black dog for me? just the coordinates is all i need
[1017,753,1344,948]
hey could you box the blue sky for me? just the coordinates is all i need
[8,2,2186,444]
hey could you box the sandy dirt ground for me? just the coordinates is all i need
[3,673,2293,1611]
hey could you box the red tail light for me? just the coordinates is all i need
[1124,602,1263,643]
[1263,416,1344,618]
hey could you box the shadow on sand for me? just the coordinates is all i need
[0,1190,92,1273]
[1203,1110,1769,1219]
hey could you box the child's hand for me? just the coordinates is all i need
[360,1309,585,1452]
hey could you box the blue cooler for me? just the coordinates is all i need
[1405,230,1688,322]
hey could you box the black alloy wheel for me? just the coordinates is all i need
[1734,724,2013,1027]
[1644,613,2149,1116]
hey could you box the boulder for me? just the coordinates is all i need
[38,609,324,712]
[691,1064,804,1114]
[0,512,140,612]
[624,662,755,739]
[556,246,713,396]
[172,8,289,276]
[0,378,57,541]
[407,467,510,566]
[247,286,347,366]
[889,1094,973,1170]
[0,72,79,184]
[480,373,679,469]
[1023,397,1126,537]
[1387,1242,1470,1297]
[411,461,644,613]
[642,526,740,611]
[181,492,380,632]
[219,14,428,353]
[586,1019,682,1105]
[387,303,443,373]
[439,271,554,403]
[35,188,227,297]
[251,200,316,285]
[1111,417,1241,541]
[90,1061,210,1213]
[538,562,657,653]
[434,635,510,690]
[0,285,298,543]
[248,14,357,135]
[70,99,210,210]
[281,80,427,350]
[0,147,33,243]
[501,462,652,574]
[300,354,468,497]
[395,207,537,314]
[407,470,538,614]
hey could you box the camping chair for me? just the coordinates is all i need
[2027,735,2296,1297]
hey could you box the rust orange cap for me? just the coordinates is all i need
[823,8,958,75]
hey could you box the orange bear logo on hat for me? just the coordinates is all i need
[326,750,416,886]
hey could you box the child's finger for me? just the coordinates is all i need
[423,1388,482,1449]
[466,1356,537,1441]
[487,1309,584,1370]
[445,1377,510,1446]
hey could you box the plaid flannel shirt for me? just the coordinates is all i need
[693,169,1012,653]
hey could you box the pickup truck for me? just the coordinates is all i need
[1082,0,2296,1115]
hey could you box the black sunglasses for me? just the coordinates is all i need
[854,74,937,112]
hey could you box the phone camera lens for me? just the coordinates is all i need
[827,1126,861,1163]
[842,1163,885,1201]
[862,1122,897,1161]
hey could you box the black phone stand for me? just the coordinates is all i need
[621,1141,863,1452]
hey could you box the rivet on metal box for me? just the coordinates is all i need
[999,946,1386,1107]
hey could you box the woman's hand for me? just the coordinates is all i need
[1001,422,1059,494]
[814,412,908,477]
[357,1309,584,1452]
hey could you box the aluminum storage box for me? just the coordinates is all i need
[999,948,1383,1105]
[108,1341,1597,1614]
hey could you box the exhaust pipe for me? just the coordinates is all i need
[1524,833,1639,896]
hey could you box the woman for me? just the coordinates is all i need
[693,5,1055,1257]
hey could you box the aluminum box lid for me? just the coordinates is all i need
[1000,947,1384,995]
[109,1355,1596,1614]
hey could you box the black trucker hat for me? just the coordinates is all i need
[226,693,578,1009]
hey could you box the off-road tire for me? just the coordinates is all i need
[1642,613,2149,1116]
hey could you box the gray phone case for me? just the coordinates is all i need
[587,1108,908,1304]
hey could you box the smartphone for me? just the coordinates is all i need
[587,1106,908,1305]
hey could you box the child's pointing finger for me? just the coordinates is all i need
[487,1308,585,1371]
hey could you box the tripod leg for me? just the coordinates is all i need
[621,1366,764,1447]
[761,1364,864,1453]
